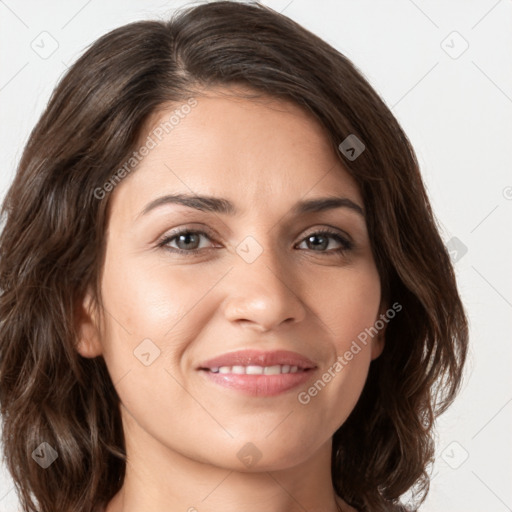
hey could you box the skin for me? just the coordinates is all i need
[76,86,386,512]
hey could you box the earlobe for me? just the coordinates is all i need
[370,330,385,360]
[370,302,388,361]
[74,287,103,358]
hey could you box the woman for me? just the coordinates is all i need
[0,2,468,511]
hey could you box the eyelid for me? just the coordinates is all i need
[156,225,218,247]
[156,223,216,239]
[301,224,353,243]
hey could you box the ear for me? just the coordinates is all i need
[370,300,388,361]
[74,286,104,358]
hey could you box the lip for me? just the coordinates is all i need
[198,349,317,371]
[197,349,318,397]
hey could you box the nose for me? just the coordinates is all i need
[221,242,307,332]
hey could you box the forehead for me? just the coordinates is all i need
[108,89,362,221]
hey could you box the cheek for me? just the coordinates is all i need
[95,254,223,438]
[311,259,382,346]
[295,262,381,421]
[97,250,225,376]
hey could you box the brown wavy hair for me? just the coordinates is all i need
[0,2,468,511]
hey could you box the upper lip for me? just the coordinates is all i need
[198,349,317,370]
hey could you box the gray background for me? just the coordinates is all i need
[1,1,511,511]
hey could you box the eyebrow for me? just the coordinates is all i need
[137,193,365,220]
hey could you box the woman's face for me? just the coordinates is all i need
[78,88,385,471]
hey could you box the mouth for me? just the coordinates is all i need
[197,349,317,397]
[197,348,317,372]
[201,364,312,375]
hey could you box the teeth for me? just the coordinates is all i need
[246,365,264,375]
[209,364,304,375]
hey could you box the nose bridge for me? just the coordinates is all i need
[222,230,306,330]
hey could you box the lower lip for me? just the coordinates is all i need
[200,369,316,397]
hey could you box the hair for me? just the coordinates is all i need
[0,2,468,511]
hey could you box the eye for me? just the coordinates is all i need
[157,227,353,256]
[157,229,215,254]
[295,229,353,255]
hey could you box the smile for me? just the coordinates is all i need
[199,366,316,397]
[208,364,307,375]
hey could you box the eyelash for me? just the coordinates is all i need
[156,227,353,257]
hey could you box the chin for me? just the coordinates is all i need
[225,436,321,472]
